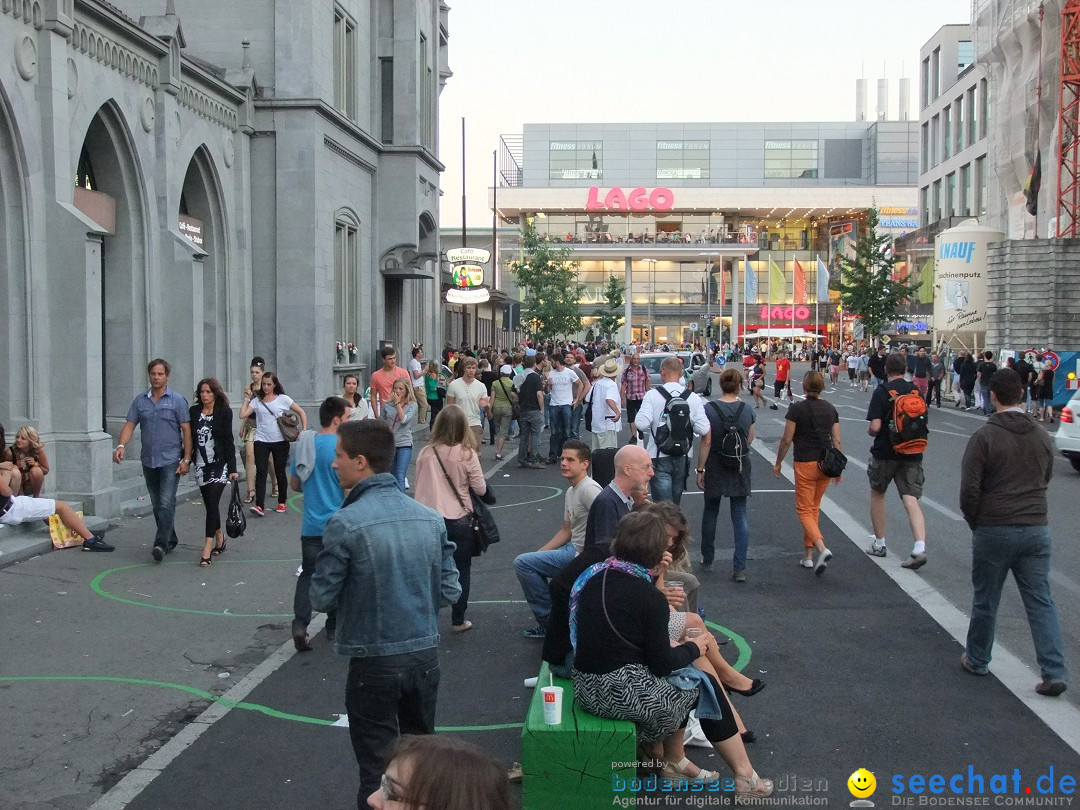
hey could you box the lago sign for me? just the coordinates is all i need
[585,186,675,212]
[446,247,491,304]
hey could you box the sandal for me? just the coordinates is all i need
[211,537,227,556]
[663,757,720,783]
[199,557,212,567]
[734,771,774,801]
[243,494,254,504]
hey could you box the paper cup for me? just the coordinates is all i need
[541,685,564,725]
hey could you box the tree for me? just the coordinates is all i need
[591,274,626,342]
[834,208,923,342]
[511,225,585,341]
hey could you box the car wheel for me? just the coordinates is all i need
[1070,457,1080,473]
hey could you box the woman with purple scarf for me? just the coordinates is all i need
[568,510,773,799]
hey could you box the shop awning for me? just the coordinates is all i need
[744,328,817,339]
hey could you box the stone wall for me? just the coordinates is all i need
[986,239,1080,349]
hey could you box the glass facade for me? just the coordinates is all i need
[655,140,710,179]
[549,140,603,180]
[764,140,819,179]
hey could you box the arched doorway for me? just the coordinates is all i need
[179,147,228,380]
[75,103,148,435]
[0,82,30,422]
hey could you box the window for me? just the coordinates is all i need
[333,7,356,120]
[946,172,956,217]
[967,86,977,145]
[943,106,952,161]
[959,163,971,216]
[979,78,988,139]
[419,35,433,149]
[920,123,929,173]
[548,141,602,180]
[335,217,359,355]
[932,179,942,223]
[974,156,986,216]
[931,47,941,100]
[763,140,818,179]
[655,140,710,179]
[380,58,393,143]
[957,41,974,75]
[930,115,940,167]
[921,57,931,109]
[954,97,964,153]
[920,186,930,227]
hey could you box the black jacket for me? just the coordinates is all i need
[188,405,237,476]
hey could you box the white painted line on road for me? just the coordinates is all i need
[90,613,329,810]
[751,437,1080,756]
[920,497,965,522]
[680,489,793,495]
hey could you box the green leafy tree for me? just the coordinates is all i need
[592,274,626,341]
[511,225,585,340]
[834,208,923,342]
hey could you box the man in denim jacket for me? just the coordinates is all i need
[311,420,461,808]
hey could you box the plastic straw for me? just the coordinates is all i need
[549,672,554,688]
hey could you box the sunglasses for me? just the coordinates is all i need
[380,773,412,803]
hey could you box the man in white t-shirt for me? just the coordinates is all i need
[545,355,581,464]
[587,358,622,450]
[513,440,602,638]
[445,357,489,447]
[634,355,709,506]
[408,346,428,426]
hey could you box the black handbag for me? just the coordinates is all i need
[808,404,847,478]
[225,481,247,538]
[432,447,499,555]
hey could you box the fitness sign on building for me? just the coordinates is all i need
[446,247,491,304]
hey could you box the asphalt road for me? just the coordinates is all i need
[1,371,1077,810]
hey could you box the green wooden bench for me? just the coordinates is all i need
[521,662,637,810]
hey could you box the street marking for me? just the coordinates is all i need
[920,497,965,522]
[750,438,1080,756]
[680,489,793,495]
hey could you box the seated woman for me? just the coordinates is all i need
[569,510,773,799]
[3,427,49,497]
[0,422,21,493]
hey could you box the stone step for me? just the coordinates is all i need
[119,481,202,517]
[0,503,113,569]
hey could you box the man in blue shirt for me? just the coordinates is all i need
[310,421,460,808]
[113,359,192,562]
[288,397,350,652]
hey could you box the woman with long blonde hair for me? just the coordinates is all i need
[413,405,489,632]
[3,426,49,497]
[380,377,417,492]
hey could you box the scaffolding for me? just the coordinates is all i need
[1057,0,1080,235]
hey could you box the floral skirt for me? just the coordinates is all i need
[572,663,698,743]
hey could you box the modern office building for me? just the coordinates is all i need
[492,118,919,347]
[0,0,450,514]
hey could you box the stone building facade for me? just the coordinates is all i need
[986,239,1080,350]
[0,0,449,515]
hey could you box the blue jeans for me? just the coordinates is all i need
[979,383,993,415]
[966,524,1068,684]
[392,446,412,492]
[650,454,689,505]
[346,649,440,808]
[701,495,749,570]
[514,542,578,626]
[517,410,544,464]
[570,403,583,439]
[142,464,180,550]
[294,535,337,632]
[547,404,571,461]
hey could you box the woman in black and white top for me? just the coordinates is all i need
[189,378,238,566]
[239,371,307,516]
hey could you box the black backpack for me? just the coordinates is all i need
[653,387,693,457]
[708,401,749,472]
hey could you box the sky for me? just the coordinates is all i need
[437,0,973,227]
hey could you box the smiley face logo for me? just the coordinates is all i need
[848,768,877,798]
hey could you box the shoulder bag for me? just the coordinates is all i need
[498,377,520,422]
[431,447,500,555]
[261,399,301,442]
[807,402,846,478]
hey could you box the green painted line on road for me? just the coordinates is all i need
[90,561,300,618]
[705,621,752,672]
[486,484,563,510]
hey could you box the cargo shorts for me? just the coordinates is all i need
[867,457,924,498]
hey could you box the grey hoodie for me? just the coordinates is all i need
[960,410,1053,529]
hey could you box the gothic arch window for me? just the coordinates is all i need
[334,210,360,361]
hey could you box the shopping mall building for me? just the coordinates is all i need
[492,119,921,346]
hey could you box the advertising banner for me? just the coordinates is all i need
[932,223,1003,336]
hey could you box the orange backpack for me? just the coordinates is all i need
[888,388,929,455]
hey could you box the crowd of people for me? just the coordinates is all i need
[1,334,1068,808]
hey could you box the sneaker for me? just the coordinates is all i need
[901,553,927,570]
[732,570,747,583]
[814,548,832,575]
[1035,680,1067,697]
[523,624,547,639]
[699,559,713,571]
[250,505,265,516]
[769,404,778,410]
[151,545,166,562]
[275,504,287,513]
[960,652,988,676]
[865,543,887,558]
[529,461,547,469]
[799,558,815,568]
[82,535,115,552]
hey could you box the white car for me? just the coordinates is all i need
[1053,389,1080,472]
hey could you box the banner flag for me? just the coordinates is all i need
[793,259,807,305]
[744,258,757,302]
[769,257,786,301]
[816,256,830,303]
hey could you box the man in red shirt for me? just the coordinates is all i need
[774,352,791,403]
[368,347,411,413]
[619,354,651,445]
